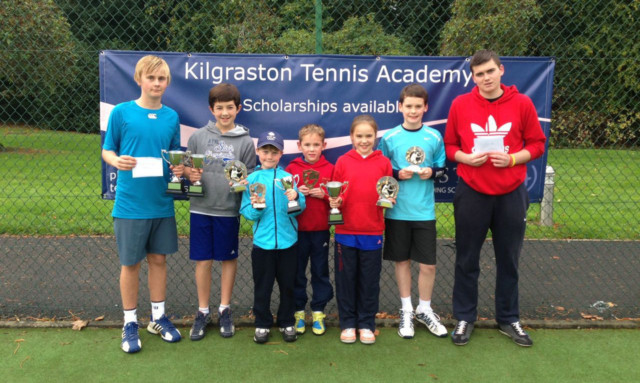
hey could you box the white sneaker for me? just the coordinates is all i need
[397,309,415,339]
[415,309,448,337]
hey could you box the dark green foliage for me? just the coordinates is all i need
[439,0,542,56]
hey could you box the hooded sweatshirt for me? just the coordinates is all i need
[285,155,334,231]
[444,84,546,195]
[332,149,392,236]
[186,121,257,216]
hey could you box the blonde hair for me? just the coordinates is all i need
[350,114,378,135]
[134,55,171,85]
[298,124,326,141]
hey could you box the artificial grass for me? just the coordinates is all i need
[1,327,638,382]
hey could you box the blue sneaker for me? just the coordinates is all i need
[147,315,182,343]
[121,322,141,353]
[218,308,235,338]
[190,311,211,341]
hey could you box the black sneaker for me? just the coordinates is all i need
[451,320,473,346]
[279,326,298,342]
[499,322,533,347]
[189,311,211,341]
[218,307,235,338]
[254,328,270,344]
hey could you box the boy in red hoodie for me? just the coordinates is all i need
[285,124,334,336]
[444,50,546,347]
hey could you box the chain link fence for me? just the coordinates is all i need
[1,0,638,323]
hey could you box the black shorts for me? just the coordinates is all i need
[383,219,437,265]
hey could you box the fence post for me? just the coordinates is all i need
[541,165,555,226]
[315,0,323,54]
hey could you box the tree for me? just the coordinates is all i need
[439,0,541,56]
[0,0,77,127]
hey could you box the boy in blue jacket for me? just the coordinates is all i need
[240,131,306,344]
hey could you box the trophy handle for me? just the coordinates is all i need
[341,181,349,194]
[273,179,284,191]
[319,182,328,197]
[160,149,170,164]
[292,174,300,188]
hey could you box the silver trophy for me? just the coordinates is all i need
[376,176,399,208]
[320,181,349,225]
[186,153,213,197]
[249,183,267,210]
[161,149,187,195]
[406,146,426,173]
[224,160,248,192]
[275,175,301,213]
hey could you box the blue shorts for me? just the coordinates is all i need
[114,217,178,266]
[190,213,240,262]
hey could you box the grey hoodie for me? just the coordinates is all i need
[186,121,256,216]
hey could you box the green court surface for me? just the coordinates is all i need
[1,327,638,382]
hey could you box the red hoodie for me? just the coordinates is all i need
[332,149,392,236]
[285,155,334,231]
[444,84,547,195]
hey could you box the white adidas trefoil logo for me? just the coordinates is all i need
[471,115,511,137]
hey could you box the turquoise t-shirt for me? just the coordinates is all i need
[103,100,181,219]
[379,124,445,221]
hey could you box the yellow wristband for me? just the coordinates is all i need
[510,154,517,167]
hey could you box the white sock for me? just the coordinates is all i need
[219,304,230,314]
[401,296,413,312]
[151,301,165,321]
[199,307,210,315]
[417,300,432,314]
[123,308,137,324]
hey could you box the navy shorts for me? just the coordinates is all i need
[189,213,240,262]
[114,217,178,266]
[383,219,437,265]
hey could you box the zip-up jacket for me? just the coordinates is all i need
[240,165,306,250]
[444,84,546,195]
[285,155,334,231]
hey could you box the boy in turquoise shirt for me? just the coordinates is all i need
[379,83,447,340]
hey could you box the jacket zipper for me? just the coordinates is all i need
[273,168,278,249]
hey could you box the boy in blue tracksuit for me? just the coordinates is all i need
[240,131,306,344]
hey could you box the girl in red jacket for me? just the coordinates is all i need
[329,114,393,345]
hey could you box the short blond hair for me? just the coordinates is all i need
[134,55,171,85]
[298,124,326,141]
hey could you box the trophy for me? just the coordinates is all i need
[224,160,248,192]
[320,181,349,225]
[275,175,301,213]
[405,146,426,173]
[161,149,187,195]
[186,153,212,197]
[249,183,267,210]
[376,176,399,208]
[302,169,320,189]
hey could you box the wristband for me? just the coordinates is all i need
[510,154,516,167]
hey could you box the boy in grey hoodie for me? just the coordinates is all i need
[183,83,256,340]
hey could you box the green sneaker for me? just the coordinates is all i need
[294,311,306,334]
[311,312,326,335]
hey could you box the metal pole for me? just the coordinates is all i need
[541,165,555,226]
[315,0,323,54]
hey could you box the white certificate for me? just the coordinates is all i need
[474,136,504,153]
[132,157,163,178]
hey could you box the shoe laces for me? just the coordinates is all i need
[123,322,139,340]
[511,322,527,336]
[157,316,176,330]
[399,310,414,328]
[219,309,232,327]
[455,321,468,335]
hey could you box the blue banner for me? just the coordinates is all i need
[100,51,554,202]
